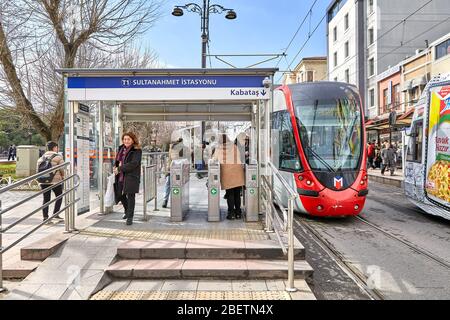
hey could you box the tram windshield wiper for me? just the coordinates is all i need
[305,145,335,173]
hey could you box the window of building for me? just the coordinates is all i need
[406,119,423,163]
[333,26,337,42]
[383,88,389,113]
[435,38,450,60]
[272,111,302,172]
[369,88,375,107]
[307,71,314,82]
[345,69,350,83]
[369,0,374,14]
[368,28,374,45]
[393,84,400,107]
[327,0,349,22]
[344,13,349,30]
[369,58,374,76]
[334,52,338,67]
[345,41,349,58]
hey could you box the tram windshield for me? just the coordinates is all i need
[293,85,363,171]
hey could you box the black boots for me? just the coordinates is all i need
[126,217,133,225]
[162,200,168,208]
[226,210,235,220]
[235,209,242,220]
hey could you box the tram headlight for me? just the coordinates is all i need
[317,205,323,211]
[354,204,359,210]
[306,180,312,186]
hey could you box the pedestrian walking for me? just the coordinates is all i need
[7,145,14,161]
[212,134,245,220]
[36,141,65,222]
[381,142,396,176]
[113,132,142,225]
[162,136,188,208]
[367,141,375,169]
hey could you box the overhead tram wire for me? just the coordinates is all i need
[276,12,327,83]
[320,14,450,82]
[276,0,319,68]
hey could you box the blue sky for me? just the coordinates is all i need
[146,0,329,80]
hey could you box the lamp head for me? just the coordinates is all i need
[225,10,236,20]
[172,7,184,17]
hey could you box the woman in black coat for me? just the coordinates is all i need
[114,132,142,225]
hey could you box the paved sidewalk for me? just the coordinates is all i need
[2,176,315,300]
[367,167,404,188]
[91,279,316,300]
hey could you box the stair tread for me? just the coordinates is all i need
[106,259,312,271]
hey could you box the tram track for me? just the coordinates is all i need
[293,211,450,301]
[354,215,450,270]
[293,216,386,300]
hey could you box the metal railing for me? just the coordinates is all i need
[0,162,79,292]
[142,165,157,220]
[142,152,169,174]
[260,161,298,292]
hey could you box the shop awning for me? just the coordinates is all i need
[365,109,413,131]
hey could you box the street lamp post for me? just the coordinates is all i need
[172,1,237,68]
[172,1,236,171]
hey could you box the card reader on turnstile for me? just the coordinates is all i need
[208,159,221,222]
[245,161,259,222]
[170,159,190,222]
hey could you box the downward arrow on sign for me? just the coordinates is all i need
[261,90,267,96]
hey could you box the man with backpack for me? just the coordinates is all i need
[36,141,65,222]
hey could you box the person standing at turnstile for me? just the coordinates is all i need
[212,134,245,220]
[162,137,187,208]
[113,132,142,226]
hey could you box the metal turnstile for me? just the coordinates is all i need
[208,159,221,222]
[245,161,259,222]
[170,159,190,222]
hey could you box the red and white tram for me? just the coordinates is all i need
[271,82,368,216]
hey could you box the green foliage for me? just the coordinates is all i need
[0,108,45,152]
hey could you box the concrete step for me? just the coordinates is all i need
[20,233,70,261]
[106,259,313,280]
[2,259,40,279]
[116,239,305,260]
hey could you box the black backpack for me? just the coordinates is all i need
[37,154,58,183]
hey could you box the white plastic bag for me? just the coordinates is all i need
[104,174,116,207]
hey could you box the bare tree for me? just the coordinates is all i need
[0,0,162,141]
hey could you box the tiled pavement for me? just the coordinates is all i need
[2,176,315,300]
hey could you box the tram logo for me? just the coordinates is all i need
[334,176,343,190]
[121,78,131,87]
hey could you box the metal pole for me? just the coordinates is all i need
[0,200,5,292]
[154,166,159,211]
[143,167,147,220]
[286,197,297,292]
[64,167,70,233]
[99,102,105,213]
[68,101,75,232]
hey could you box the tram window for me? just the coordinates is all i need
[406,120,423,163]
[278,111,302,172]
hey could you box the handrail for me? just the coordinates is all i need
[261,160,299,292]
[1,175,80,233]
[267,161,297,198]
[0,161,79,292]
[0,174,77,216]
[143,165,157,220]
[0,162,68,193]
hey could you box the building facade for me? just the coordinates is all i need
[430,32,450,77]
[282,57,327,85]
[326,0,450,118]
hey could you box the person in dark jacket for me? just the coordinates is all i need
[113,132,142,225]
